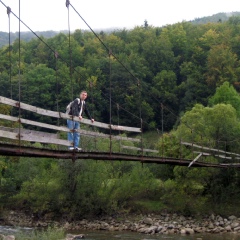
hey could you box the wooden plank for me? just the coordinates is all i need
[188,153,202,168]
[79,129,140,142]
[220,163,240,166]
[112,135,140,142]
[0,96,141,132]
[0,126,58,139]
[62,113,112,130]
[61,113,141,132]
[0,113,68,132]
[110,124,141,133]
[0,114,140,142]
[0,96,58,118]
[181,141,240,157]
[0,129,70,146]
[193,151,239,160]
[121,145,159,153]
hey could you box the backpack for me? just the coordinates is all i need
[66,98,80,114]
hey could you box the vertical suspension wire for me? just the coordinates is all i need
[161,103,164,159]
[66,0,73,101]
[109,50,112,154]
[54,51,60,126]
[66,0,75,155]
[179,116,182,161]
[88,80,97,151]
[17,0,21,148]
[117,103,121,152]
[191,129,194,160]
[137,78,143,157]
[7,7,12,101]
[54,51,60,150]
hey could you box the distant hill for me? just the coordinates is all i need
[0,30,68,48]
[0,12,240,48]
[190,12,240,24]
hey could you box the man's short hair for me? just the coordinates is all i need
[80,90,87,95]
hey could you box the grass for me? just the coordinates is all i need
[14,227,65,240]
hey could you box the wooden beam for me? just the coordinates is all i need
[188,153,202,167]
[0,126,59,139]
[181,141,240,157]
[193,151,239,160]
[0,114,140,143]
[0,129,70,146]
[0,96,141,132]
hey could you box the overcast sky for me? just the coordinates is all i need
[0,0,239,33]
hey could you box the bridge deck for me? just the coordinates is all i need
[0,143,233,168]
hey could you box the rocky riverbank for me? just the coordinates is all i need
[2,211,240,236]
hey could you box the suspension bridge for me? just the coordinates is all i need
[0,0,240,169]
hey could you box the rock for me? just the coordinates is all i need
[231,222,239,228]
[185,228,194,234]
[233,226,240,232]
[210,214,215,220]
[179,215,186,221]
[208,223,214,229]
[73,235,85,239]
[225,225,232,231]
[66,234,85,240]
[3,236,15,240]
[229,215,237,221]
[143,217,153,225]
[180,229,186,234]
[212,227,221,233]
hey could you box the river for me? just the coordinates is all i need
[71,230,240,240]
[1,225,239,239]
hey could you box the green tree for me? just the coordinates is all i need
[176,103,240,152]
[209,81,240,117]
[205,44,240,87]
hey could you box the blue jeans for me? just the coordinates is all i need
[67,119,80,149]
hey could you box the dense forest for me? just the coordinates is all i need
[1,12,240,48]
[1,15,240,219]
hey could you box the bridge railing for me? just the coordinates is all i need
[0,96,158,153]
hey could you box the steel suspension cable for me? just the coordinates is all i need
[109,50,112,154]
[54,51,60,126]
[7,6,12,101]
[68,2,140,85]
[17,0,21,148]
[137,78,144,156]
[54,51,61,150]
[116,103,121,152]
[161,103,164,158]
[66,0,73,101]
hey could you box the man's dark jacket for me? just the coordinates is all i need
[69,98,92,119]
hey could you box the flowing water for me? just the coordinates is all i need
[1,225,239,240]
[72,230,240,240]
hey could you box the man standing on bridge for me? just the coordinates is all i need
[67,90,94,151]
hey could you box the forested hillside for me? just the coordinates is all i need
[1,12,239,48]
[1,15,240,219]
